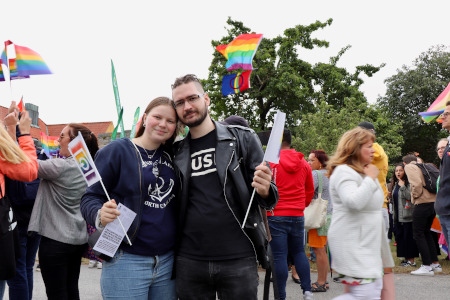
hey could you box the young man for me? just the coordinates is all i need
[171,74,278,300]
[267,129,315,300]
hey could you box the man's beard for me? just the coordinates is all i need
[182,107,208,128]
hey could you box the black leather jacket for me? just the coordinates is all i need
[173,121,278,267]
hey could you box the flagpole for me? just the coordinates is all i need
[241,189,256,229]
[99,179,132,245]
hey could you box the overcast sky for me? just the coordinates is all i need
[1,0,449,130]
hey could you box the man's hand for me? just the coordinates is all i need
[252,162,272,198]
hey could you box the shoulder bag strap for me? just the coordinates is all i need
[317,170,323,197]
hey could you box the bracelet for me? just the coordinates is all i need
[18,133,31,137]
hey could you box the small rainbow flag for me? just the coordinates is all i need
[419,82,450,123]
[68,131,101,187]
[221,70,252,96]
[216,34,263,71]
[40,132,60,159]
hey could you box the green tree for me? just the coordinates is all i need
[204,18,384,130]
[377,45,450,164]
[291,99,403,160]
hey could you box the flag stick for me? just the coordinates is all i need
[242,188,256,229]
[99,179,132,245]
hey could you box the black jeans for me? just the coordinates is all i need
[175,256,258,300]
[412,202,438,265]
[38,236,87,300]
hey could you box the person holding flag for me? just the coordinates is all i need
[81,97,180,300]
[171,74,278,300]
[28,123,99,300]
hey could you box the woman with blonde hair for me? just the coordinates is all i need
[0,106,38,297]
[327,127,394,300]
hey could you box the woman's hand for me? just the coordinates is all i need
[364,164,379,180]
[100,199,120,226]
[18,110,32,134]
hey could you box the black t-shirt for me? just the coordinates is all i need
[179,129,253,260]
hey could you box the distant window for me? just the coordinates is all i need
[25,103,39,127]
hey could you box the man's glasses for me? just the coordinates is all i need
[437,146,447,152]
[439,112,450,119]
[173,93,204,109]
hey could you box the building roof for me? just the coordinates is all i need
[0,105,114,140]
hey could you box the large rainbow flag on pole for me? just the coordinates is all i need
[216,33,263,71]
[419,82,450,123]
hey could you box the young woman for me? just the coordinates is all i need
[28,123,99,300]
[327,127,394,300]
[81,97,179,299]
[390,163,419,267]
[307,150,331,293]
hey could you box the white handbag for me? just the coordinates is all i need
[304,171,328,230]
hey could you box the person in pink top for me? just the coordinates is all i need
[267,129,315,300]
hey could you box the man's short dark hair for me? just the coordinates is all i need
[358,121,376,133]
[402,154,418,164]
[282,129,291,145]
[171,74,202,90]
[222,115,249,128]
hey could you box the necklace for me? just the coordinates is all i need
[141,147,157,160]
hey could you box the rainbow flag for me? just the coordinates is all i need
[221,70,252,96]
[419,82,450,123]
[14,42,52,77]
[68,131,101,187]
[0,40,52,81]
[0,46,9,81]
[216,34,263,71]
[40,132,59,159]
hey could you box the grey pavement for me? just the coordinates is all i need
[4,263,449,299]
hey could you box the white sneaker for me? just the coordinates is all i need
[88,260,97,268]
[304,291,315,300]
[97,262,102,269]
[411,265,434,276]
[431,263,442,272]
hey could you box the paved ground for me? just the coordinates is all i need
[3,263,449,299]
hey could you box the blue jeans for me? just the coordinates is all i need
[268,216,311,300]
[439,214,450,253]
[7,223,41,300]
[175,256,258,300]
[0,280,5,298]
[101,249,176,300]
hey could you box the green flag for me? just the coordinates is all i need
[111,59,125,138]
[111,107,124,141]
[129,107,140,139]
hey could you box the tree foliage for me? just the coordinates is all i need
[291,99,403,161]
[204,17,385,130]
[377,45,450,164]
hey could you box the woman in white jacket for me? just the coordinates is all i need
[327,127,394,300]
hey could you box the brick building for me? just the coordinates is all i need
[0,103,116,147]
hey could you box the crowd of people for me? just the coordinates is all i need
[1,80,450,300]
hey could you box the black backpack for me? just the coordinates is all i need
[416,163,439,194]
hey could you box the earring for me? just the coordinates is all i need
[143,123,146,127]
